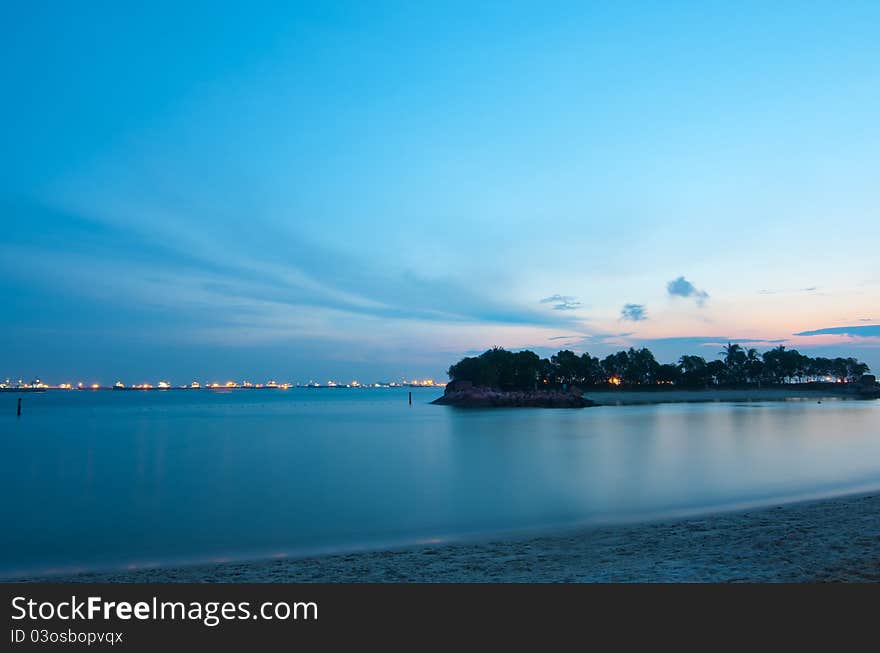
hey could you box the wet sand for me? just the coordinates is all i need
[30,492,880,583]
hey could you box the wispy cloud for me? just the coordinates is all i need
[758,286,817,295]
[794,325,880,338]
[539,294,582,311]
[667,276,709,307]
[541,332,634,348]
[3,200,587,340]
[620,303,647,322]
[634,335,784,347]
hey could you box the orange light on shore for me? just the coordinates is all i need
[91,383,100,389]
[609,377,622,386]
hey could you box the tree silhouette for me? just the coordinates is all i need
[446,345,870,390]
[678,355,710,387]
[719,342,746,384]
[745,348,764,385]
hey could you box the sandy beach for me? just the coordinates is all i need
[28,491,880,583]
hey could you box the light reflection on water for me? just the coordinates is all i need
[1,388,878,578]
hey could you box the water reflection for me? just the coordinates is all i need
[1,390,878,578]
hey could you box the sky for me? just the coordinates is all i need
[1,1,878,384]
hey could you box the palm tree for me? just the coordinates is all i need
[744,348,763,386]
[719,342,745,385]
[719,342,743,365]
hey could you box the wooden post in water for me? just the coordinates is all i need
[408,391,412,406]
[17,397,22,417]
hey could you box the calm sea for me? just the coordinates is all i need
[2,388,879,578]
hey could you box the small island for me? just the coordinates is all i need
[433,345,878,408]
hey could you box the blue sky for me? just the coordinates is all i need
[2,1,878,383]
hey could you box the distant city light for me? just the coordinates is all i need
[0,376,448,391]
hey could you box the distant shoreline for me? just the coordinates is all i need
[22,490,880,582]
[585,386,877,406]
[6,385,875,404]
[0,385,444,392]
[432,384,878,408]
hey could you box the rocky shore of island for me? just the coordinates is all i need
[431,380,596,408]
